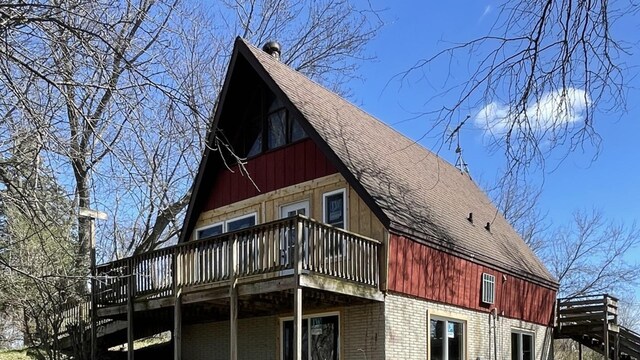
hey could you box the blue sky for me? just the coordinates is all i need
[345,1,640,294]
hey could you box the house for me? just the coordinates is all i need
[62,37,560,360]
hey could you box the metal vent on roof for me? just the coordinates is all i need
[262,41,281,61]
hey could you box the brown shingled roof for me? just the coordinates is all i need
[237,38,557,287]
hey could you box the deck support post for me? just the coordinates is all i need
[604,296,609,360]
[174,252,182,360]
[174,294,182,360]
[127,262,135,360]
[293,217,304,360]
[579,343,583,360]
[614,332,619,360]
[230,235,238,360]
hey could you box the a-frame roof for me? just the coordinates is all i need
[181,37,558,288]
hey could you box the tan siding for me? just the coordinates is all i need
[194,173,386,242]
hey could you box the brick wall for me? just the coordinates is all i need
[179,295,550,360]
[343,303,386,360]
[179,304,385,360]
[182,316,278,360]
[384,293,553,360]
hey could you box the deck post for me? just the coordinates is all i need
[89,220,97,360]
[604,295,609,360]
[79,208,106,360]
[173,250,182,360]
[579,343,583,360]
[293,218,304,360]
[230,235,238,360]
[127,260,135,360]
[174,293,182,360]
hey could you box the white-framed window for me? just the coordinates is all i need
[196,222,223,239]
[511,330,534,360]
[322,189,346,229]
[322,189,347,257]
[226,213,257,232]
[280,312,340,360]
[280,201,310,266]
[194,212,257,240]
[482,273,496,304]
[429,316,465,360]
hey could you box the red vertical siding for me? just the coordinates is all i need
[388,234,556,326]
[204,139,338,210]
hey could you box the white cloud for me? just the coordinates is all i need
[474,88,591,135]
[480,5,492,20]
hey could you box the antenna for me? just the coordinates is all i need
[452,115,470,174]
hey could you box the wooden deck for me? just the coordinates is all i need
[58,215,384,350]
[556,294,640,360]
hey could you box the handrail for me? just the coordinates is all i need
[92,215,381,307]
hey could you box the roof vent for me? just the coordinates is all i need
[467,213,473,224]
[485,222,491,232]
[262,41,281,61]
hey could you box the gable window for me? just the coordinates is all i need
[247,98,307,157]
[281,313,339,360]
[195,213,257,240]
[430,317,464,360]
[511,331,534,360]
[267,108,288,149]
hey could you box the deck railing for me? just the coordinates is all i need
[93,215,382,307]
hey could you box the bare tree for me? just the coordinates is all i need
[0,0,382,262]
[0,0,381,354]
[544,209,640,298]
[404,0,635,184]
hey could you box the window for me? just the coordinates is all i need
[323,189,346,257]
[268,108,288,149]
[280,201,310,267]
[195,213,257,240]
[323,189,346,229]
[226,214,256,232]
[196,223,223,239]
[482,273,495,304]
[247,98,308,157]
[511,331,534,360]
[282,314,339,360]
[430,317,464,360]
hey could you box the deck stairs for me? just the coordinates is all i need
[556,294,640,360]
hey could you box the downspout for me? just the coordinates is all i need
[490,308,499,360]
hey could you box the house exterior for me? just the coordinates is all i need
[67,37,558,360]
[172,37,558,360]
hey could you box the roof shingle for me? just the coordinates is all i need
[240,38,557,287]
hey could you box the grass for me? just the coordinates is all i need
[0,349,37,360]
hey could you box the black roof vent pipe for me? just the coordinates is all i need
[262,41,281,61]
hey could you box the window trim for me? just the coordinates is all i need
[482,273,496,304]
[280,200,311,219]
[194,221,224,240]
[427,312,467,360]
[279,311,341,360]
[322,188,347,230]
[225,212,258,233]
[193,212,258,240]
[511,329,535,360]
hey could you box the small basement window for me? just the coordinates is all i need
[482,273,496,304]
